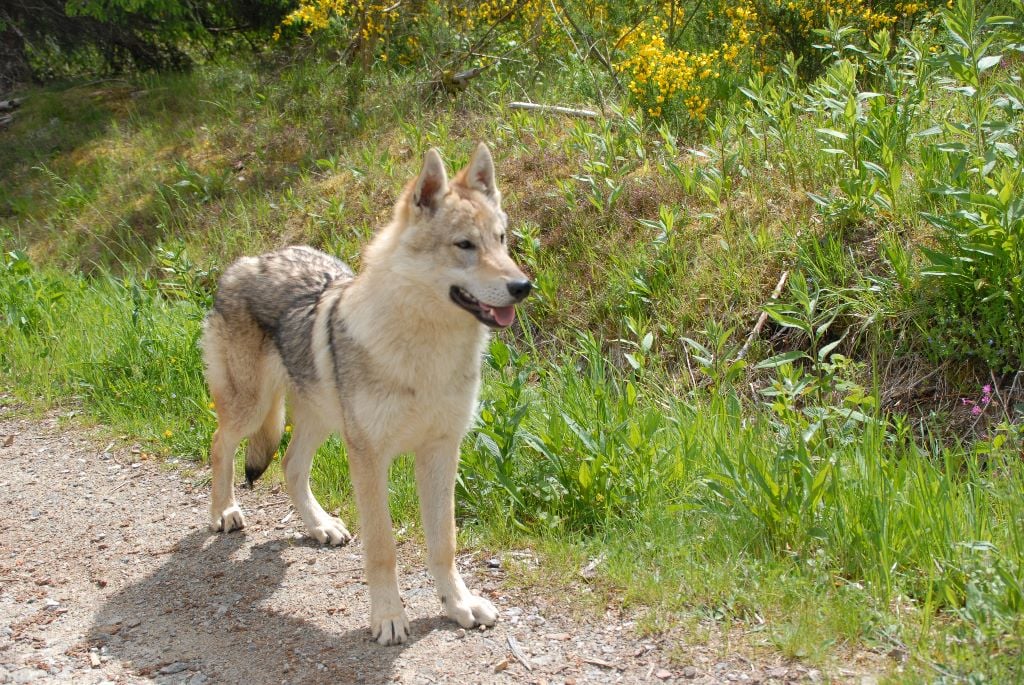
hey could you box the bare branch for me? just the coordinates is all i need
[508,101,598,117]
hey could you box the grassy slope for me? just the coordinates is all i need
[2,16,1023,682]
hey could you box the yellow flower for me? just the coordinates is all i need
[285,425,293,433]
[164,429,173,438]
[208,401,216,409]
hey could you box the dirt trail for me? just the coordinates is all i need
[0,403,874,684]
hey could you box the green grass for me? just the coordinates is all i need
[2,1,1023,680]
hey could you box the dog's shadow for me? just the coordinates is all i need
[89,530,448,684]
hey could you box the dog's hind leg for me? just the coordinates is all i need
[245,390,284,487]
[203,312,281,533]
[281,407,351,546]
[209,423,246,532]
[415,438,498,629]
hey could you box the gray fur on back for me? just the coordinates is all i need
[211,246,354,388]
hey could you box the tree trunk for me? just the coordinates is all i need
[0,19,32,95]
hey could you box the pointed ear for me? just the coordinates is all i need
[463,142,499,201]
[413,148,448,212]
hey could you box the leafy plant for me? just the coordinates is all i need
[919,0,1023,370]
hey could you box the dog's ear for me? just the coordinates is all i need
[463,142,499,201]
[413,148,448,212]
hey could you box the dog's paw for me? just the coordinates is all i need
[444,593,498,629]
[210,504,246,533]
[308,517,352,546]
[371,609,410,646]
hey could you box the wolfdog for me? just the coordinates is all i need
[201,143,532,645]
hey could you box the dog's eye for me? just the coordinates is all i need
[454,240,476,250]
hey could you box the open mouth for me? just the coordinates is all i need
[450,286,516,328]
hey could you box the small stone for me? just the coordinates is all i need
[486,558,501,569]
[455,628,466,639]
[158,662,189,675]
[42,599,59,610]
[188,674,209,685]
[493,659,509,673]
[546,632,571,641]
[683,666,697,678]
[655,669,673,680]
[89,653,101,668]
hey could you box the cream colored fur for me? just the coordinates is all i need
[202,143,529,645]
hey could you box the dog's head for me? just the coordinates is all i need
[370,143,532,329]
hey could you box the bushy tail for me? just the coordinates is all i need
[245,396,284,486]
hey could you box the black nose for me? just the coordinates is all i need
[507,279,533,300]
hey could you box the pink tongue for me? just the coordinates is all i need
[492,305,516,327]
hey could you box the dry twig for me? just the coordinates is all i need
[507,635,533,671]
[736,270,790,361]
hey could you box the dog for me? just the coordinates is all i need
[200,143,532,645]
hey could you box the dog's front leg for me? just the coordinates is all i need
[415,440,498,629]
[349,449,409,645]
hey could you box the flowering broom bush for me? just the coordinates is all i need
[276,0,946,121]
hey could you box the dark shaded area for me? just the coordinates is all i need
[0,0,295,93]
[89,531,446,684]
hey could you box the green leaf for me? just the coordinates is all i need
[817,337,844,361]
[861,161,888,178]
[755,350,808,369]
[807,192,833,207]
[765,308,812,334]
[578,461,592,489]
[816,128,848,140]
[977,55,1002,72]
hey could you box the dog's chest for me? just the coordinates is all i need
[339,340,483,452]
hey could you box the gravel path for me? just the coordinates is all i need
[0,402,883,684]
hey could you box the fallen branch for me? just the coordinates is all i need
[508,101,598,118]
[736,270,790,361]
